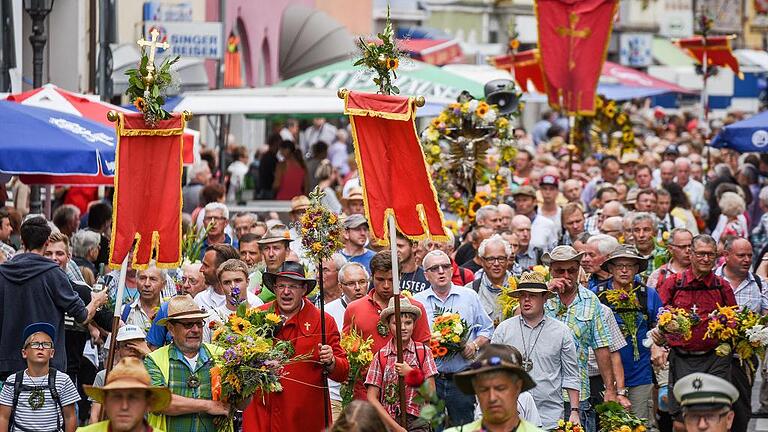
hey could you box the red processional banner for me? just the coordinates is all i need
[108,112,185,269]
[676,36,743,79]
[489,49,547,93]
[343,91,447,245]
[536,0,618,114]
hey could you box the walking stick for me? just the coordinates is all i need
[318,259,331,429]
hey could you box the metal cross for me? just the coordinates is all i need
[137,28,170,73]
[556,13,592,70]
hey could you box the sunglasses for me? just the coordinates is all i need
[174,320,204,329]
[469,355,519,370]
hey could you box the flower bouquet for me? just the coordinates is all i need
[657,306,699,344]
[339,328,374,407]
[706,306,768,370]
[704,305,740,356]
[596,401,646,432]
[498,275,519,321]
[352,4,402,95]
[299,187,344,264]
[429,309,470,359]
[554,420,583,432]
[601,286,642,360]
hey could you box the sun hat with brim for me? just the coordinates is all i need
[290,195,311,213]
[541,245,583,266]
[105,324,147,350]
[156,295,209,326]
[379,297,422,325]
[257,223,293,244]
[509,271,551,297]
[601,244,649,273]
[262,261,317,293]
[673,372,738,411]
[454,344,536,395]
[342,187,364,203]
[84,357,171,412]
[23,322,56,345]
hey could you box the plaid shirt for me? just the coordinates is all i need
[0,242,14,260]
[145,344,217,432]
[584,213,600,235]
[365,339,438,418]
[587,303,627,376]
[642,243,669,280]
[715,265,768,313]
[545,286,612,400]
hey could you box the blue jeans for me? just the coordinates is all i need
[564,399,596,432]
[435,375,476,431]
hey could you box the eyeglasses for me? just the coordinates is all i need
[482,256,508,264]
[275,283,305,291]
[692,250,717,259]
[203,216,227,223]
[174,321,204,329]
[425,263,452,273]
[683,410,730,425]
[551,267,579,275]
[181,277,200,285]
[25,341,54,350]
[341,279,368,288]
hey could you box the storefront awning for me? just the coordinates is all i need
[652,37,695,66]
[734,49,768,71]
[397,38,463,65]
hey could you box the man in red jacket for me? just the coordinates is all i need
[243,261,349,432]
[651,234,740,432]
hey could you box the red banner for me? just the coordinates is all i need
[536,0,618,114]
[344,91,446,245]
[676,36,743,79]
[109,113,185,269]
[490,49,547,93]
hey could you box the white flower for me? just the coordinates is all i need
[482,109,497,123]
[442,311,452,317]
[468,100,479,112]
[453,323,464,334]
[431,331,441,339]
[747,325,768,346]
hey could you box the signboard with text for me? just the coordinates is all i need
[143,21,222,59]
[620,33,653,67]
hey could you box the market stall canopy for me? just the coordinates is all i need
[597,61,695,100]
[111,43,209,96]
[734,49,768,71]
[397,38,463,66]
[711,110,768,152]
[279,5,356,80]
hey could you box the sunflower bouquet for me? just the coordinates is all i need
[601,286,642,360]
[299,187,345,263]
[704,305,740,357]
[657,306,699,344]
[498,275,519,321]
[339,328,374,407]
[705,306,768,367]
[596,401,647,432]
[353,5,402,95]
[554,420,584,432]
[430,309,471,359]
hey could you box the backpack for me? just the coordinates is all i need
[375,342,430,405]
[9,368,64,432]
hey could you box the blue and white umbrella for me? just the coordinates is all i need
[0,100,115,180]
[711,110,768,153]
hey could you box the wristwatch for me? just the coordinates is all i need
[617,389,629,397]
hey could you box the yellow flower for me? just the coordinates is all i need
[212,327,224,341]
[230,317,251,335]
[475,102,490,117]
[507,276,517,291]
[532,265,549,278]
[312,242,323,252]
[133,97,146,112]
[430,145,441,156]
[620,426,631,432]
[662,231,671,242]
[634,426,646,432]
[266,313,282,325]
[509,39,520,50]
[386,57,399,70]
[252,337,272,354]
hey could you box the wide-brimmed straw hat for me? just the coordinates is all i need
[257,222,293,244]
[84,357,171,412]
[541,245,584,266]
[262,261,317,293]
[454,344,536,395]
[510,271,551,298]
[156,295,209,326]
[342,186,364,203]
[290,195,311,213]
[601,244,649,273]
[379,297,422,325]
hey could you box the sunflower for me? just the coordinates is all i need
[468,199,483,220]
[594,96,604,110]
[133,97,146,112]
[623,131,634,144]
[386,57,399,70]
[616,113,628,126]
[475,101,490,117]
[266,313,282,325]
[230,316,251,335]
[509,39,520,50]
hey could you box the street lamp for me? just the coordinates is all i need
[24,0,54,215]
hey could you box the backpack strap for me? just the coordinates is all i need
[459,267,467,285]
[120,304,132,323]
[472,277,482,293]
[9,371,24,429]
[47,368,63,432]
[753,272,764,293]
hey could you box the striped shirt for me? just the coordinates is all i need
[714,265,768,314]
[0,370,80,432]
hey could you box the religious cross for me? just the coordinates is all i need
[691,304,699,315]
[304,322,311,331]
[556,13,592,70]
[137,28,170,74]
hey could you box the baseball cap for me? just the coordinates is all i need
[540,175,559,187]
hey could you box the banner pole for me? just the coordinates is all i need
[389,214,407,427]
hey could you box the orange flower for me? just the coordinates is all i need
[133,97,146,112]
[509,39,520,50]
[386,57,399,70]
[440,327,451,336]
[436,346,448,357]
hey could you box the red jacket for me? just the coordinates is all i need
[656,268,737,352]
[451,259,474,286]
[243,298,349,432]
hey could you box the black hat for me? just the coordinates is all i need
[262,261,317,293]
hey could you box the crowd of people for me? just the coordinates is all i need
[0,107,767,432]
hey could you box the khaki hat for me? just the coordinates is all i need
[454,344,535,395]
[512,185,537,199]
[620,151,640,165]
[541,245,583,265]
[673,372,738,411]
[625,189,639,206]
[343,214,368,230]
[510,271,551,297]
[379,296,421,325]
[342,186,364,203]
[257,223,293,244]
[601,244,648,273]
[156,295,209,326]
[84,357,171,412]
[290,195,310,213]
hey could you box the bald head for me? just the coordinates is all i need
[601,216,624,240]
[660,160,675,184]
[511,215,532,251]
[675,157,691,184]
[602,201,625,218]
[497,203,514,231]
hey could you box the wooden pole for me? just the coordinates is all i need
[568,115,576,178]
[388,214,407,427]
[318,259,330,429]
[98,253,129,421]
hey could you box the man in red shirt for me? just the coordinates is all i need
[343,250,431,399]
[243,261,349,432]
[651,234,739,432]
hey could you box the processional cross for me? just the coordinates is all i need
[137,28,170,76]
[557,13,592,70]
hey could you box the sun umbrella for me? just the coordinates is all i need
[0,100,115,182]
[711,110,768,153]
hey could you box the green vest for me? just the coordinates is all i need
[77,420,165,432]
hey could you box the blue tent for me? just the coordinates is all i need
[711,110,768,152]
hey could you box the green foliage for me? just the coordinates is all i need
[353,4,402,95]
[124,47,179,127]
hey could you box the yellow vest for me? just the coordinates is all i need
[77,420,165,432]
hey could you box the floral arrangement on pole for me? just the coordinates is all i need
[657,307,700,343]
[353,4,402,95]
[299,187,345,263]
[573,95,635,157]
[124,29,179,127]
[429,308,471,359]
[601,286,642,360]
[339,328,374,407]
[705,305,768,368]
[596,401,647,432]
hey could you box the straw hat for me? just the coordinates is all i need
[601,244,649,273]
[84,357,171,412]
[156,295,209,326]
[454,344,536,395]
[510,271,551,297]
[290,195,311,213]
[256,222,293,244]
[379,297,421,325]
[342,186,364,203]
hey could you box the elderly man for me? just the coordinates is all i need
[198,203,236,261]
[492,272,581,430]
[543,245,616,432]
[676,157,705,210]
[254,223,293,302]
[244,261,349,431]
[121,264,166,333]
[630,212,667,278]
[601,216,624,240]
[560,203,586,246]
[655,160,676,187]
[145,295,231,431]
[445,345,547,432]
[498,203,515,231]
[564,179,583,204]
[396,231,430,294]
[315,253,347,306]
[52,204,81,238]
[340,214,376,273]
[71,229,101,275]
[673,373,738,432]
[578,234,620,293]
[584,186,619,234]
[424,230,475,286]
[514,186,558,250]
[81,357,171,432]
[647,228,693,289]
[232,212,260,241]
[469,234,514,325]
[414,250,494,427]
[656,189,684,238]
[512,215,542,271]
[455,206,504,265]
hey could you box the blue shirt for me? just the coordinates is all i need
[146,302,173,347]
[198,234,237,261]
[340,249,376,274]
[588,279,663,387]
[414,284,494,373]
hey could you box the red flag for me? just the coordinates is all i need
[676,35,743,79]
[536,0,618,114]
[489,49,547,93]
[343,91,447,245]
[109,112,185,269]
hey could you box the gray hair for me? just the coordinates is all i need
[71,230,101,258]
[338,262,369,284]
[326,252,347,272]
[719,191,746,217]
[235,212,258,223]
[692,234,717,249]
[190,161,210,178]
[714,163,732,178]
[631,212,658,232]
[674,157,691,169]
[422,250,450,268]
[586,234,620,256]
[475,205,499,224]
[478,234,512,257]
[759,186,768,208]
[204,202,229,220]
[141,260,168,280]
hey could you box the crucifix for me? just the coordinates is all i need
[691,304,699,315]
[304,322,311,331]
[556,13,592,70]
[137,28,170,76]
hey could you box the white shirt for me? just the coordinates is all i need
[537,206,562,237]
[203,297,264,343]
[531,215,558,252]
[325,297,351,402]
[195,286,262,312]
[682,179,705,209]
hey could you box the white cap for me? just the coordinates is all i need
[105,325,146,350]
